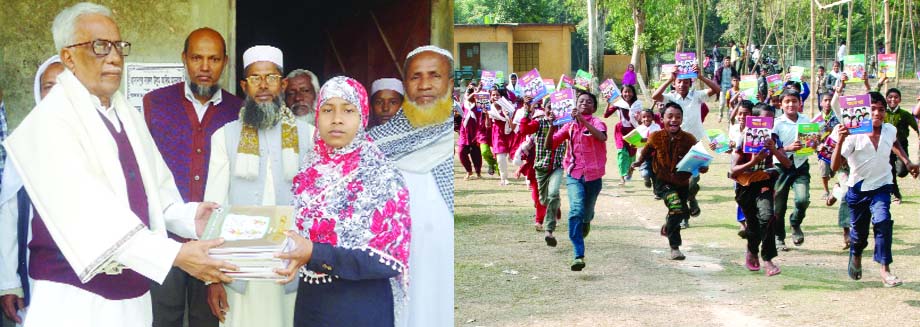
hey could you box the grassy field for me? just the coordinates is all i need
[454,81,920,326]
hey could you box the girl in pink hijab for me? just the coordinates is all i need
[278,76,410,327]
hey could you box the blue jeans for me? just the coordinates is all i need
[846,182,894,265]
[566,175,603,258]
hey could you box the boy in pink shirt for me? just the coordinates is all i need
[552,91,608,271]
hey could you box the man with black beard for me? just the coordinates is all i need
[142,27,243,327]
[201,45,313,327]
[368,45,454,327]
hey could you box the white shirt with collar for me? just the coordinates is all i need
[662,90,709,140]
[183,82,223,122]
[772,112,812,168]
[841,123,896,192]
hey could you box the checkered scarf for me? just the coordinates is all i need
[368,109,454,212]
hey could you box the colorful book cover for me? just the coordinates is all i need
[706,129,730,153]
[623,129,646,147]
[495,70,505,84]
[811,114,824,123]
[519,68,547,103]
[550,89,576,126]
[817,137,837,164]
[660,64,676,80]
[676,147,713,176]
[557,74,574,90]
[916,71,920,80]
[844,54,866,83]
[766,74,783,95]
[838,94,872,134]
[480,70,496,90]
[543,78,556,93]
[473,91,491,108]
[743,116,774,153]
[574,69,592,91]
[789,66,805,82]
[796,123,821,156]
[599,79,621,103]
[878,53,897,78]
[675,52,698,79]
[739,74,759,103]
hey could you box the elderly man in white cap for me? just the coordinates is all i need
[283,68,320,125]
[203,45,314,327]
[4,3,234,326]
[369,77,405,128]
[368,45,454,327]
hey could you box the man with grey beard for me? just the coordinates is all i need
[202,45,314,327]
[283,68,320,125]
[368,45,454,327]
[143,27,243,327]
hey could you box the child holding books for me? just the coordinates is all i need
[771,88,813,251]
[633,109,661,188]
[281,77,410,326]
[486,88,514,185]
[605,85,642,185]
[830,92,919,287]
[551,91,608,270]
[632,102,708,260]
[729,103,792,276]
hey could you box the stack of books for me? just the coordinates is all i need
[201,206,295,280]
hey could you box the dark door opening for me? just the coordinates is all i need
[235,0,432,96]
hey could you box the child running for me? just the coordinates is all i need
[632,109,661,188]
[729,102,791,276]
[632,102,709,260]
[551,91,607,270]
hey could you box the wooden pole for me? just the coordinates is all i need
[811,0,817,116]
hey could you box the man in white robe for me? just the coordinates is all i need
[3,3,234,326]
[368,45,454,327]
[203,45,314,327]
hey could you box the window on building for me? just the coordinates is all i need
[513,43,539,72]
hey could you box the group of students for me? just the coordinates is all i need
[457,60,920,286]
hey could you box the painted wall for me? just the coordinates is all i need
[0,0,235,128]
[453,24,574,86]
[603,54,648,84]
[508,25,574,81]
[479,42,509,75]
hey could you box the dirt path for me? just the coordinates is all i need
[455,89,920,326]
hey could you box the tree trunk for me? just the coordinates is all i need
[744,0,757,73]
[810,0,817,116]
[846,0,852,58]
[910,0,918,78]
[587,0,606,89]
[630,0,651,102]
[883,0,891,54]
[894,0,907,85]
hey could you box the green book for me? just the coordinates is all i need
[796,123,821,156]
[623,129,646,147]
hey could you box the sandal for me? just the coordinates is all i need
[763,262,781,277]
[847,253,862,280]
[745,251,760,271]
[892,197,901,205]
[883,274,903,288]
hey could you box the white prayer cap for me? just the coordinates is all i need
[243,45,283,69]
[405,45,453,62]
[34,55,62,105]
[371,78,405,96]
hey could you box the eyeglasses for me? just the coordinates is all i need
[245,74,283,86]
[65,39,131,57]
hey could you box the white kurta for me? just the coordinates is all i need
[204,127,301,327]
[4,70,200,327]
[400,171,454,327]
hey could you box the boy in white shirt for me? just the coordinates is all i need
[830,91,918,287]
